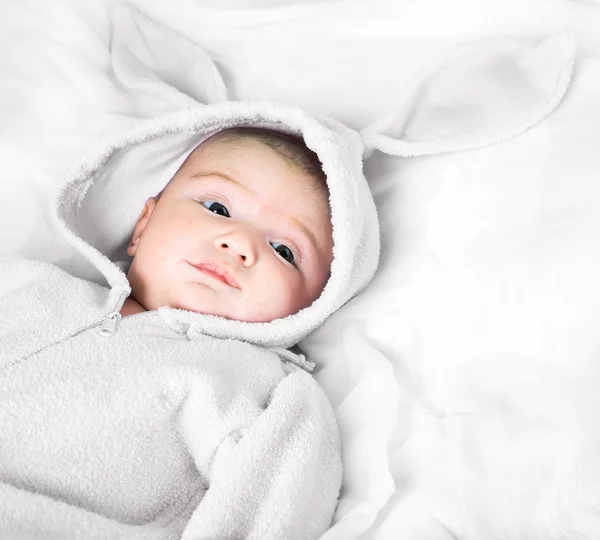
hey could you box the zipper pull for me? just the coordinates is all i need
[99,288,129,337]
[99,313,121,337]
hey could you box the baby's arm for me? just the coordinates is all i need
[181,370,342,540]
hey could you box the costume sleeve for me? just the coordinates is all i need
[180,369,342,540]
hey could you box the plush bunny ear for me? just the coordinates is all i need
[361,33,575,158]
[109,5,227,107]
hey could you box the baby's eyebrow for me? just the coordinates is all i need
[191,171,244,189]
[192,171,320,256]
[290,216,318,256]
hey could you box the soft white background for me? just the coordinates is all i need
[2,1,600,538]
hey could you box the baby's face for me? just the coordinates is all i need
[126,138,333,322]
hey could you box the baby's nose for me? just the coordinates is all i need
[216,231,257,266]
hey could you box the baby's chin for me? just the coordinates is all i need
[137,288,308,323]
[159,299,279,323]
[131,288,310,323]
[198,308,293,324]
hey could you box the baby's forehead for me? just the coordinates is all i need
[187,136,328,197]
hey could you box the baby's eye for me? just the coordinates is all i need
[271,242,295,265]
[201,201,230,217]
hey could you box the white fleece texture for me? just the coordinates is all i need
[0,3,586,539]
[0,259,342,540]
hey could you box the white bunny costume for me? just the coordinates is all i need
[0,6,575,540]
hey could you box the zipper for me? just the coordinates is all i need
[120,311,158,321]
[98,309,161,336]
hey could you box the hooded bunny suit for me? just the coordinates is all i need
[0,6,576,540]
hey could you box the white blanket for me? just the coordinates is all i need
[2,0,600,538]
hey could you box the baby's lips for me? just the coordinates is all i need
[188,260,241,289]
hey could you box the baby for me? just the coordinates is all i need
[0,106,380,540]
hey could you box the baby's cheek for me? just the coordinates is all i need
[307,261,331,301]
[277,274,311,317]
[245,272,296,322]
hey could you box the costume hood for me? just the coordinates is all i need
[55,102,378,350]
[54,6,575,353]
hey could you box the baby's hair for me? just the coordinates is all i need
[202,127,328,197]
[157,127,329,202]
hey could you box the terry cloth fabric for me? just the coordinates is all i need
[0,101,379,539]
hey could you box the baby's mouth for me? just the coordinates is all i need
[187,260,241,289]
